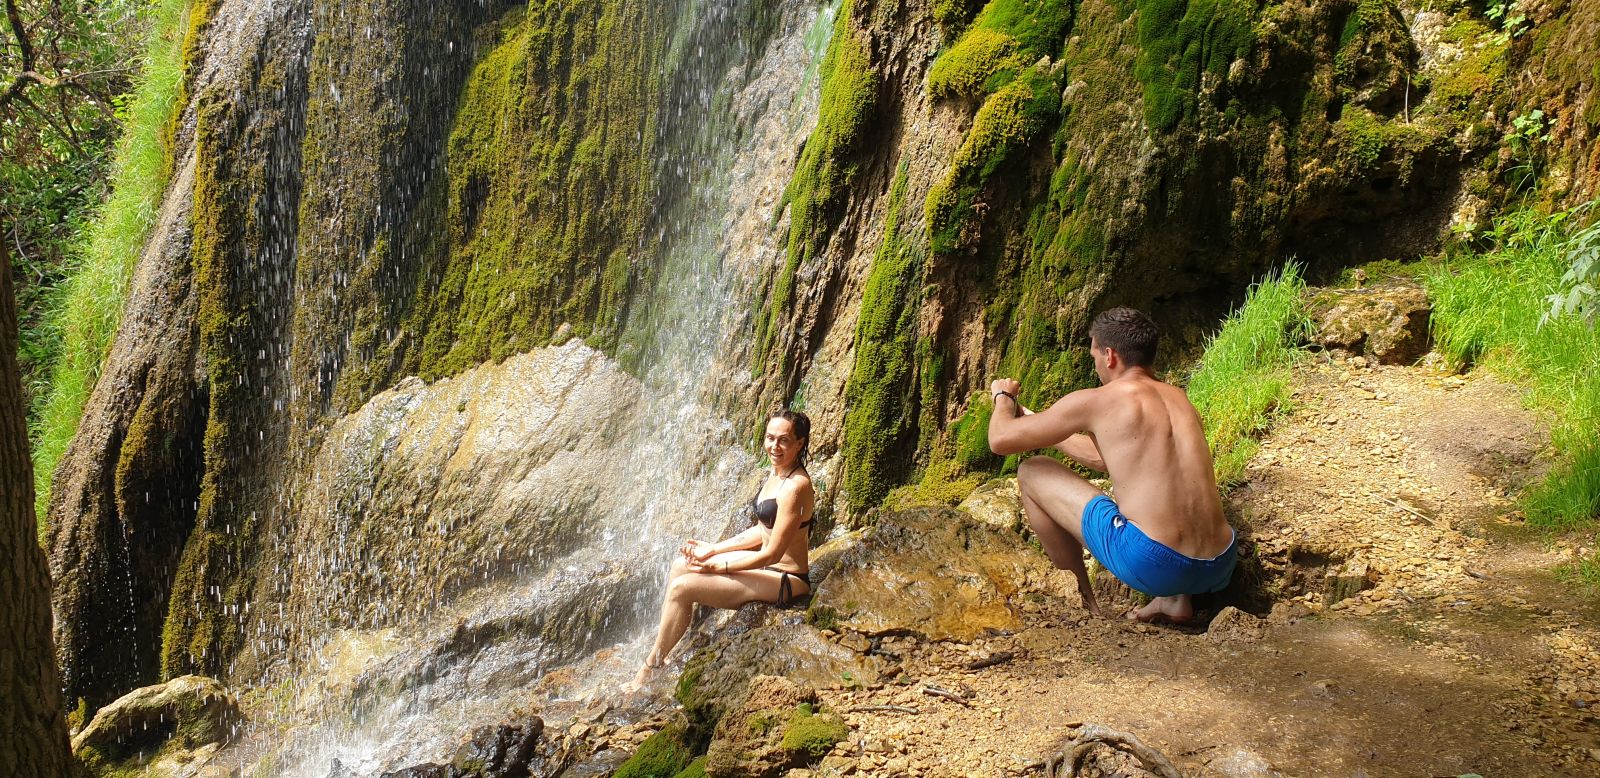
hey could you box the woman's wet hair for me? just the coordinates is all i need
[769,408,811,468]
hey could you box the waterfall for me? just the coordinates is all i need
[229,2,838,774]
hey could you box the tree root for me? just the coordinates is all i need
[1042,723,1181,778]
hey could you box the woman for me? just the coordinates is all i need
[628,409,816,690]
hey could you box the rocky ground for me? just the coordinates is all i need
[598,354,1600,777]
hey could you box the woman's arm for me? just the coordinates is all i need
[686,525,764,561]
[710,483,809,573]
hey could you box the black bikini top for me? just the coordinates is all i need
[751,471,813,531]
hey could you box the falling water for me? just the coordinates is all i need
[228,1,838,774]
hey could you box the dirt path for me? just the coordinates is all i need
[810,357,1600,776]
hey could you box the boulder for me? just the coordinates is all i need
[1199,747,1287,777]
[678,624,884,729]
[1311,284,1432,365]
[704,676,846,778]
[1206,606,1266,643]
[72,675,241,774]
[957,477,1026,532]
[809,507,1064,640]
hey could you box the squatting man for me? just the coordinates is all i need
[987,307,1238,622]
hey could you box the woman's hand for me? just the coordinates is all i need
[686,557,724,574]
[680,539,713,563]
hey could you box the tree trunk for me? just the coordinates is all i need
[0,227,77,775]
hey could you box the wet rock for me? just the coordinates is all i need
[809,507,1061,641]
[679,624,884,729]
[72,675,241,775]
[957,477,1025,532]
[705,676,847,778]
[452,720,544,776]
[1207,606,1266,642]
[1312,285,1432,365]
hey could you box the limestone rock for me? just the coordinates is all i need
[957,477,1025,532]
[1199,747,1286,777]
[1207,606,1266,643]
[704,676,846,778]
[1324,556,1377,605]
[679,624,884,728]
[72,675,241,774]
[1312,285,1433,365]
[810,507,1060,641]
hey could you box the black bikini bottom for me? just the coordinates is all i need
[763,566,811,607]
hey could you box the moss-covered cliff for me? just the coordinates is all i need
[46,0,1599,723]
[744,0,1567,518]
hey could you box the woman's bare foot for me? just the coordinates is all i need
[1126,594,1194,623]
[622,659,661,694]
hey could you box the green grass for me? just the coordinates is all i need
[1427,204,1600,531]
[29,0,194,534]
[1187,264,1312,486]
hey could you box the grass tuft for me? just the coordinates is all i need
[1427,204,1600,530]
[1187,264,1312,486]
[30,0,194,535]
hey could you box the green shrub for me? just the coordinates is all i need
[30,0,195,532]
[1428,204,1600,530]
[1187,264,1312,485]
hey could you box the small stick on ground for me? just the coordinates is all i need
[921,684,972,706]
[1377,495,1437,526]
[1043,723,1181,778]
[965,651,1017,671]
[848,705,919,714]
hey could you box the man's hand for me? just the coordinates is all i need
[990,378,1021,399]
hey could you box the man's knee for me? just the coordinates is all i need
[1017,455,1064,490]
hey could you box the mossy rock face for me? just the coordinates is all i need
[809,506,1064,640]
[676,624,885,733]
[71,675,241,774]
[704,676,845,778]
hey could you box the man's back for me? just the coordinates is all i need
[1083,375,1230,559]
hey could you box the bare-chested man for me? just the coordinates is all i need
[988,307,1236,623]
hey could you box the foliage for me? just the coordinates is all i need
[23,0,193,530]
[1428,206,1600,530]
[1187,264,1312,486]
[1542,203,1599,326]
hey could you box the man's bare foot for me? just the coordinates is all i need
[1126,594,1193,624]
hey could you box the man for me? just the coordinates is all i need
[988,307,1236,622]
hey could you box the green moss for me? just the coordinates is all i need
[1330,107,1441,183]
[675,650,720,730]
[926,64,1061,254]
[1134,0,1257,131]
[778,703,848,759]
[1427,19,1506,113]
[842,165,923,512]
[670,756,709,778]
[933,0,986,34]
[402,2,669,380]
[805,604,841,631]
[614,724,695,778]
[928,26,1024,100]
[755,0,878,368]
[883,458,988,510]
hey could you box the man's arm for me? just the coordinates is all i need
[1011,402,1106,471]
[987,381,1099,456]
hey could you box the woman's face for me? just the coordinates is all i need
[763,417,804,467]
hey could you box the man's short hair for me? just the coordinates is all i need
[1089,307,1159,367]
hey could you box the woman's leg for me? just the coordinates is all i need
[629,555,802,689]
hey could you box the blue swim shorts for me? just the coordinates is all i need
[1079,495,1238,597]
